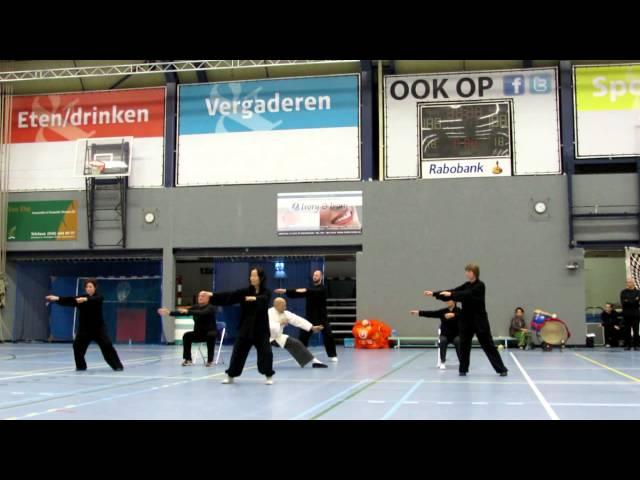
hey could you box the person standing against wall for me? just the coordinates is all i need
[620,278,640,351]
[275,270,338,362]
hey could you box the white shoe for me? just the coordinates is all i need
[222,376,234,384]
[330,357,338,363]
[439,363,446,370]
[265,377,273,385]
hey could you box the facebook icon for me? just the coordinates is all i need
[504,75,525,95]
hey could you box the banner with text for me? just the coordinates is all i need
[277,191,363,236]
[10,87,166,191]
[177,75,360,185]
[574,64,640,158]
[384,68,561,179]
[7,200,78,241]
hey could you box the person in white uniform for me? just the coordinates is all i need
[269,297,328,368]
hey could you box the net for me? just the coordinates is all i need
[625,247,640,289]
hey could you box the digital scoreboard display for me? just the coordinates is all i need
[418,101,513,161]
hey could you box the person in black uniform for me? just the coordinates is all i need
[620,278,640,351]
[410,299,461,369]
[600,302,621,348]
[425,263,508,377]
[274,270,337,362]
[158,291,218,367]
[202,267,275,384]
[45,278,123,371]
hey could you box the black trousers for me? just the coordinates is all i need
[226,335,275,378]
[622,315,640,348]
[459,319,507,374]
[183,330,217,362]
[603,325,620,346]
[439,335,461,363]
[73,327,123,371]
[298,318,337,358]
[272,336,315,367]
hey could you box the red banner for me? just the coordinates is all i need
[10,87,165,143]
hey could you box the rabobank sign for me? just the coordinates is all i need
[423,159,512,179]
[178,74,360,135]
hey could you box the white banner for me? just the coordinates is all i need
[574,64,640,158]
[384,68,561,179]
[177,75,361,186]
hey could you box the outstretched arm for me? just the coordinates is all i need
[48,295,78,307]
[201,290,245,306]
[274,287,308,298]
[410,309,443,318]
[284,310,319,332]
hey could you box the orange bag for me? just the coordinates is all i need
[352,319,392,349]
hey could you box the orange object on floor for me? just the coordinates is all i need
[352,319,392,349]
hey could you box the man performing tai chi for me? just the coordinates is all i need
[275,270,338,362]
[269,297,327,368]
[425,263,508,377]
[158,291,218,367]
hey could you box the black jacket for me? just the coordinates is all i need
[601,310,620,327]
[620,289,640,318]
[209,286,271,339]
[435,280,488,328]
[56,293,105,331]
[418,307,461,338]
[285,284,327,325]
[171,303,217,335]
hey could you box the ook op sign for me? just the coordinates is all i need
[384,68,561,180]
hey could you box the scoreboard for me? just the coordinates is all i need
[418,101,513,162]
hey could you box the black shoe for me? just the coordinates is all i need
[499,371,508,377]
[625,347,632,351]
[312,362,328,368]
[114,367,124,371]
[459,372,467,376]
[634,347,639,351]
[76,368,87,371]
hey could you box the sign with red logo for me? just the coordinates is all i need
[9,87,166,191]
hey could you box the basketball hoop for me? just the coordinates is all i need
[88,159,105,175]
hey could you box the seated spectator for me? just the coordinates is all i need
[509,307,531,350]
[601,302,621,347]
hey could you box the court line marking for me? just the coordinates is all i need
[0,353,180,382]
[6,357,295,420]
[573,352,640,383]
[308,351,428,420]
[0,354,185,411]
[551,402,640,408]
[509,352,559,420]
[381,379,424,420]
[0,377,159,410]
[291,380,370,420]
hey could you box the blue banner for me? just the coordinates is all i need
[179,75,359,135]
